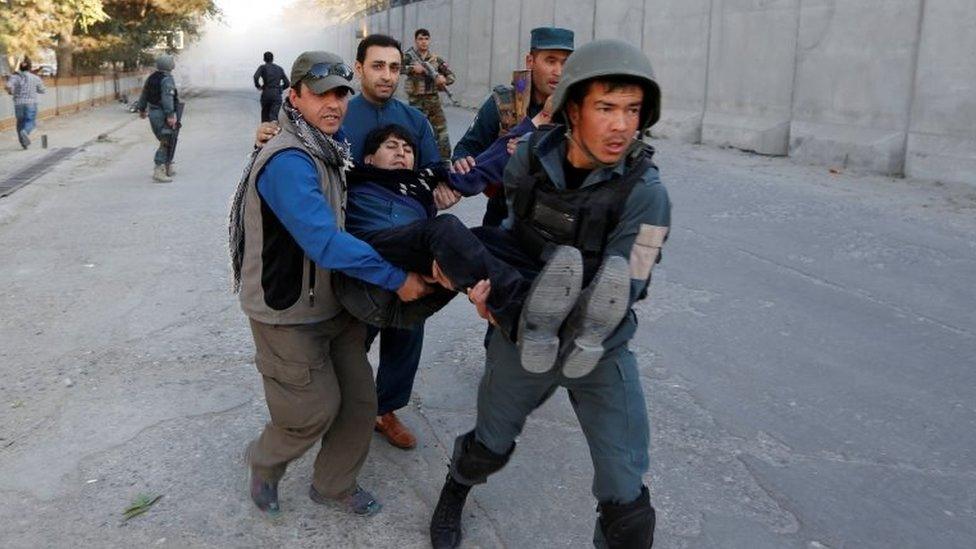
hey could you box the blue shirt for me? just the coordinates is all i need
[344,95,441,168]
[257,149,407,292]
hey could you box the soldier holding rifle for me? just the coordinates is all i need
[402,28,456,160]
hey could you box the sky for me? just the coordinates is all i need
[176,0,333,88]
[216,0,301,34]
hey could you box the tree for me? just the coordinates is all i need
[73,0,218,72]
[0,0,217,75]
[0,0,108,75]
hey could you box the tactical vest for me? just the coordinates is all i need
[510,130,656,277]
[144,71,178,107]
[403,48,441,96]
[491,85,518,136]
[239,110,346,325]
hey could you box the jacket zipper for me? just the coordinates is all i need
[307,259,316,307]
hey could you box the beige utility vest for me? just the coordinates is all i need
[239,116,346,325]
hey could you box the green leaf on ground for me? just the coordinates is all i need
[122,493,163,522]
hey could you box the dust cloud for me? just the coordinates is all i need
[175,0,339,90]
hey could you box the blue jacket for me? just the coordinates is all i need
[447,117,536,197]
[343,95,444,231]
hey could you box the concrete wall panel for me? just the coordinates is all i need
[340,22,357,67]
[644,0,711,142]
[416,0,454,60]
[594,0,643,45]
[366,12,382,36]
[389,5,404,45]
[788,0,921,174]
[519,0,555,55]
[462,0,495,105]
[403,2,421,47]
[905,0,976,185]
[702,0,800,155]
[491,0,523,93]
[449,0,472,99]
[554,0,594,44]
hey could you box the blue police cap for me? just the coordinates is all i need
[530,27,574,52]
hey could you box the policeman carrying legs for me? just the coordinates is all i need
[429,39,671,549]
[136,55,180,183]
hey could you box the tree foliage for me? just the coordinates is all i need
[1,0,107,70]
[0,0,217,75]
[74,0,219,72]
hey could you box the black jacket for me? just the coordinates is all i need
[253,63,289,100]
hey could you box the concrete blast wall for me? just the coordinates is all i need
[330,0,975,186]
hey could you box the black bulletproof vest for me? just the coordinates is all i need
[510,130,655,278]
[143,71,178,106]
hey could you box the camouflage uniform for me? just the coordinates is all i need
[402,47,455,159]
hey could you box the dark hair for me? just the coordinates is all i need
[363,124,416,158]
[565,75,653,123]
[415,28,430,39]
[263,51,273,62]
[19,58,31,71]
[356,34,402,63]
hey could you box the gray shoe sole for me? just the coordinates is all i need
[561,255,630,379]
[517,246,583,374]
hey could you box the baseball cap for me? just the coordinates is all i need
[291,51,355,95]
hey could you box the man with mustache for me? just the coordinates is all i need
[452,27,574,227]
[429,40,671,549]
[230,51,431,518]
[255,35,459,453]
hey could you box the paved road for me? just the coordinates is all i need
[1,89,974,548]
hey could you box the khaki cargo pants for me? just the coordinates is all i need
[248,312,377,498]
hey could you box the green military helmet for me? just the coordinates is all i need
[155,55,176,71]
[550,39,661,130]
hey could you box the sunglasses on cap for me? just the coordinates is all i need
[305,62,354,82]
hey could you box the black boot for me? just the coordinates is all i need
[429,474,472,549]
[597,486,656,548]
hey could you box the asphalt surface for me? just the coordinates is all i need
[0,89,974,548]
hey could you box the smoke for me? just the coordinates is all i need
[175,0,337,90]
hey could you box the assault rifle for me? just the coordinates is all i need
[405,47,458,106]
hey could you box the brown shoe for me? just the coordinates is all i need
[375,412,416,449]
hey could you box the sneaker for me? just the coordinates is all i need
[517,245,583,373]
[560,255,631,379]
[165,163,176,176]
[429,474,471,549]
[18,130,30,149]
[309,484,382,516]
[375,411,417,449]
